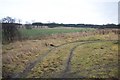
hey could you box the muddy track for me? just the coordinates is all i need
[60,40,118,78]
[60,44,80,78]
[12,40,117,78]
[60,41,99,78]
[12,40,82,78]
[12,48,54,78]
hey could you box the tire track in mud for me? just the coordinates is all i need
[60,44,80,78]
[12,40,117,78]
[60,40,118,78]
[12,48,54,78]
[12,40,83,78]
[60,41,96,78]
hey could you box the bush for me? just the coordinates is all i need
[2,23,21,44]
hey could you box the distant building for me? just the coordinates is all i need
[32,25,48,28]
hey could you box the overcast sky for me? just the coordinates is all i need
[0,0,119,24]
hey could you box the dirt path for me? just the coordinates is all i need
[12,40,117,78]
[60,41,96,78]
[12,40,83,78]
[12,48,55,78]
[60,44,80,78]
[60,40,117,78]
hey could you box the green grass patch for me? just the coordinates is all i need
[19,28,95,39]
[71,41,118,78]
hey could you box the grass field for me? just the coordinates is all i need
[2,28,119,78]
[19,28,95,39]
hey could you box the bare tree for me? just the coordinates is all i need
[2,16,15,23]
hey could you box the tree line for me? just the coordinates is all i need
[32,22,119,28]
[1,16,120,44]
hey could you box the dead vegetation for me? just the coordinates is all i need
[2,28,119,78]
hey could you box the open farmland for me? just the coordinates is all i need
[2,28,119,78]
[19,28,95,40]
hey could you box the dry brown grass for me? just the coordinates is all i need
[2,28,119,78]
